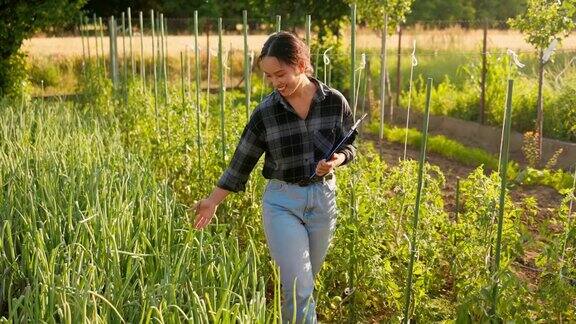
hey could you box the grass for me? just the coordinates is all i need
[0,99,277,322]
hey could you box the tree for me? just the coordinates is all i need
[0,0,86,98]
[509,0,575,159]
[350,0,414,31]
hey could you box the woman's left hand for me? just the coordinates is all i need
[316,153,345,176]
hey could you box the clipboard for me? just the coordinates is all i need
[310,113,368,180]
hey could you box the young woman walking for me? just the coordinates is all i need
[193,31,358,323]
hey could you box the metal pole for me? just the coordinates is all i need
[402,78,433,323]
[243,10,251,120]
[139,11,146,91]
[275,15,281,32]
[194,11,203,181]
[490,79,514,319]
[93,14,99,69]
[350,4,357,121]
[480,21,488,124]
[108,16,118,89]
[305,15,311,48]
[395,25,402,122]
[218,18,226,166]
[379,13,388,152]
[151,10,159,132]
[121,12,127,84]
[79,14,86,65]
[128,7,135,79]
[99,17,106,75]
[85,16,91,61]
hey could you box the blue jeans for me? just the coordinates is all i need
[262,173,338,324]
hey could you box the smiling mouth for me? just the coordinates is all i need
[277,85,287,92]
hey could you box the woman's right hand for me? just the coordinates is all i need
[192,198,218,229]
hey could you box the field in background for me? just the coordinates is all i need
[22,27,576,58]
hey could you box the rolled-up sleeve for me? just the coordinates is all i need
[216,110,265,192]
[336,96,357,166]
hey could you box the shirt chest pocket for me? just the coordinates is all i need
[313,122,339,156]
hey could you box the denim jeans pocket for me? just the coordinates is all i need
[321,173,337,192]
[266,179,285,192]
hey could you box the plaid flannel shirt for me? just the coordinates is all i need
[217,77,357,193]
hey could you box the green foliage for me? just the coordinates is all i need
[508,0,576,51]
[453,167,529,321]
[3,58,574,322]
[382,124,500,170]
[0,51,30,99]
[311,26,350,93]
[406,0,526,24]
[534,191,576,321]
[29,61,60,88]
[348,0,414,31]
[400,51,576,142]
[76,63,114,116]
[0,0,86,97]
[516,167,575,192]
[0,100,276,322]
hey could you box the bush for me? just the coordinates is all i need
[29,60,61,88]
[0,51,30,99]
[400,52,576,143]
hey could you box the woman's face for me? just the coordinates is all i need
[259,56,305,97]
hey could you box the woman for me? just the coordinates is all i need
[193,31,357,323]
